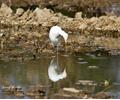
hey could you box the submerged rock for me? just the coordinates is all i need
[2,85,24,97]
[1,83,114,99]
[26,85,50,98]
[53,93,75,99]
[63,88,80,94]
[93,92,113,99]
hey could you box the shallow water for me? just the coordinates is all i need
[0,54,120,98]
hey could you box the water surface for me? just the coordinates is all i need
[0,54,120,98]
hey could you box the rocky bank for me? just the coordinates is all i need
[0,3,120,60]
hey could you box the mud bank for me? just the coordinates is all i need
[0,3,120,60]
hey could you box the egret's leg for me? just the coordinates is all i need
[65,42,67,54]
[44,77,51,99]
[56,45,59,66]
[63,42,68,57]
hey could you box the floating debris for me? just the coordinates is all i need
[62,54,69,57]
[77,57,84,61]
[88,65,99,69]
[75,80,97,86]
[77,61,88,64]
[98,80,110,87]
[85,53,96,58]
[104,80,110,87]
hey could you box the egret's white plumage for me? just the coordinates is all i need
[48,58,67,82]
[49,26,68,47]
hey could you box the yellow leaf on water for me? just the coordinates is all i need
[104,80,109,87]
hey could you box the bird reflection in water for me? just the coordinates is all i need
[48,57,67,82]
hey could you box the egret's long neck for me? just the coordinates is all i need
[59,30,68,42]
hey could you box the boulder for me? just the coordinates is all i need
[15,8,24,16]
[0,3,13,17]
[33,7,54,24]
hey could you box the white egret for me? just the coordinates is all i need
[49,26,68,47]
[48,58,67,82]
[49,26,68,65]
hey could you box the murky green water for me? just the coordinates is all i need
[0,53,120,98]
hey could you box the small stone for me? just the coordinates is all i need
[63,88,80,93]
[75,12,82,19]
[15,8,24,16]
